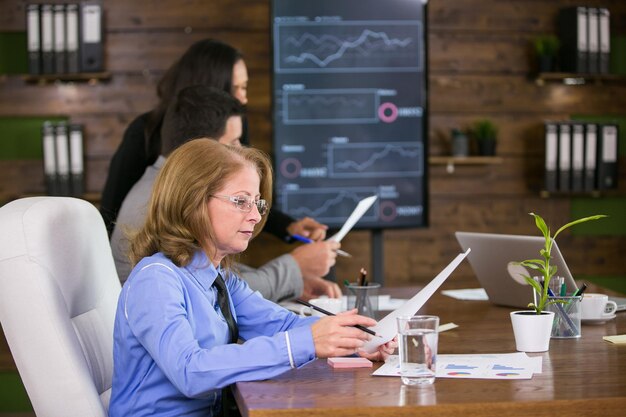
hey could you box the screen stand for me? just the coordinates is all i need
[372,229,384,285]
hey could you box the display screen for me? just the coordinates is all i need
[271,0,428,229]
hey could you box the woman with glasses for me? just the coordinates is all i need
[109,139,395,417]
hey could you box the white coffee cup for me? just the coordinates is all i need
[300,297,343,317]
[581,293,618,320]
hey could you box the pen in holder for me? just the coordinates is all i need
[546,294,582,338]
[346,282,380,319]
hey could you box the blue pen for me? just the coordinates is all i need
[291,234,352,258]
[547,287,579,336]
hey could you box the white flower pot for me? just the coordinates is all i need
[510,310,555,352]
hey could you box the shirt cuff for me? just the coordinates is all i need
[284,324,316,368]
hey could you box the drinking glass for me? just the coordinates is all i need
[397,315,439,386]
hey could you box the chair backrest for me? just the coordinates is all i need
[0,197,121,417]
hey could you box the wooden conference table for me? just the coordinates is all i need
[234,284,626,417]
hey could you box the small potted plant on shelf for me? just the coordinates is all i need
[510,212,606,352]
[470,119,498,156]
[533,35,560,73]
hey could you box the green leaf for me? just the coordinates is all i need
[529,213,549,239]
[524,276,543,295]
[553,215,607,239]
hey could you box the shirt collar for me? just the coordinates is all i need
[153,155,167,169]
[184,250,223,291]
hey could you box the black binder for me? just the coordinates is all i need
[570,123,585,192]
[26,4,41,75]
[42,121,57,195]
[54,122,71,196]
[597,124,619,190]
[587,7,600,74]
[583,123,598,191]
[53,4,66,74]
[66,4,80,73]
[598,8,611,74]
[69,124,85,196]
[544,122,558,192]
[558,7,588,74]
[557,123,572,192]
[40,4,54,74]
[79,1,104,72]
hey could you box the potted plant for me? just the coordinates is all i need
[510,212,606,352]
[470,119,497,156]
[533,35,560,73]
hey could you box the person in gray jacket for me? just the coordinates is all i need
[111,86,342,302]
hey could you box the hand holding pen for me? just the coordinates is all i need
[296,299,379,337]
[287,217,328,241]
[291,234,352,257]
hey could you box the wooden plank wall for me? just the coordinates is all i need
[0,0,625,287]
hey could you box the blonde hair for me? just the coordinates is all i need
[128,138,272,269]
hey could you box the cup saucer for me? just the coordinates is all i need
[581,314,617,325]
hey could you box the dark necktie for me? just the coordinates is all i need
[213,273,239,343]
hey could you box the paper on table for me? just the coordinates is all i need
[603,334,626,345]
[441,288,489,301]
[361,249,471,353]
[327,195,378,243]
[373,352,541,380]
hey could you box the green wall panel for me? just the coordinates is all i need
[570,198,626,236]
[0,33,28,75]
[0,117,67,160]
[578,275,626,295]
[0,372,32,412]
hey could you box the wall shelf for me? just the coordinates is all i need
[533,72,625,86]
[21,72,112,85]
[429,156,502,174]
[539,190,609,199]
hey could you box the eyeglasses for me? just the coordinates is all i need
[210,194,268,215]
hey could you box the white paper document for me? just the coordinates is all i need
[362,249,471,353]
[328,195,378,243]
[441,288,489,301]
[373,352,542,380]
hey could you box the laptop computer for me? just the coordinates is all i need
[455,231,578,309]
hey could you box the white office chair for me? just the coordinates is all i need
[0,197,121,417]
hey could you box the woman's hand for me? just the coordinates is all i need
[310,309,377,358]
[287,217,328,241]
[358,336,398,362]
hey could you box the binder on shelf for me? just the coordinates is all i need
[597,124,619,190]
[598,8,611,75]
[26,4,41,75]
[54,122,71,196]
[40,4,54,74]
[570,123,585,192]
[80,2,104,72]
[544,122,558,193]
[557,123,571,192]
[587,7,600,74]
[583,123,598,191]
[558,7,588,74]
[53,4,67,74]
[42,121,57,195]
[66,4,80,73]
[69,124,84,196]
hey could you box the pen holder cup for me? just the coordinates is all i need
[546,296,582,339]
[346,282,380,319]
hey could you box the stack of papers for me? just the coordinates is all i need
[374,352,542,380]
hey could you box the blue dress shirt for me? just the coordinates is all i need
[109,251,317,417]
